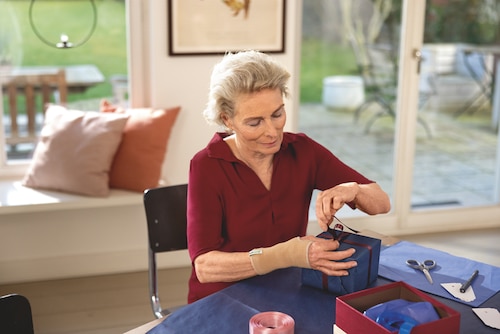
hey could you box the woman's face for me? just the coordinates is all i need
[225,88,286,157]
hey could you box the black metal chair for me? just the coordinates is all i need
[0,294,34,334]
[144,184,188,319]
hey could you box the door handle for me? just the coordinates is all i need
[413,49,423,74]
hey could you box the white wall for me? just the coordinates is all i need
[0,0,303,284]
[129,0,302,187]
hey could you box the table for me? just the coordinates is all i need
[142,267,499,334]
[2,64,105,93]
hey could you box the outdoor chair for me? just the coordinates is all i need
[0,294,34,334]
[144,183,188,319]
[421,44,494,118]
[349,39,432,138]
[352,43,398,126]
[3,69,67,149]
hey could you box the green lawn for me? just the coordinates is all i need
[300,38,359,103]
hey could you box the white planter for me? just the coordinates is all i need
[322,76,364,110]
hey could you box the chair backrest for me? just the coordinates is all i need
[3,69,67,146]
[0,294,34,334]
[144,184,188,319]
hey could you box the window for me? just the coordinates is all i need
[0,0,127,173]
[300,0,398,219]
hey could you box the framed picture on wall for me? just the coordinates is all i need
[168,0,286,56]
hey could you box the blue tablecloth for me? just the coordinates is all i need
[148,268,336,334]
[378,241,500,307]
[148,245,500,334]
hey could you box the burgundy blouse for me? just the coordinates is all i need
[187,132,373,302]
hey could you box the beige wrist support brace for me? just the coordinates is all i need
[249,237,312,275]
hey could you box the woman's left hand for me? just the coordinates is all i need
[315,182,359,231]
[315,182,391,231]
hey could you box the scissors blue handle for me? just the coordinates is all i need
[406,259,436,284]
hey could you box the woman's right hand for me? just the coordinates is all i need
[301,236,357,276]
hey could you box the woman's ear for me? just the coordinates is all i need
[221,114,231,129]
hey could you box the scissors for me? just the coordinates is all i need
[406,259,436,284]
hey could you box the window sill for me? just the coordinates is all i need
[0,180,142,215]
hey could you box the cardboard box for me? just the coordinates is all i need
[301,232,381,295]
[336,281,460,334]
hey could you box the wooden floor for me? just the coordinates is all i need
[0,267,191,334]
[0,227,499,334]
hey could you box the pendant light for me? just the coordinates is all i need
[29,0,97,49]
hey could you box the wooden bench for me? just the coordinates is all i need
[3,70,67,147]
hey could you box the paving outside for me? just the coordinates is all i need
[298,99,499,210]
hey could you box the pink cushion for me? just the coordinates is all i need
[100,100,181,192]
[23,105,129,197]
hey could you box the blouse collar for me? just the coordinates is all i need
[206,132,298,162]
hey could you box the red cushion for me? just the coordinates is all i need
[101,100,180,192]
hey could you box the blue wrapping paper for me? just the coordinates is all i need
[147,293,258,334]
[378,241,500,307]
[301,232,381,295]
[148,268,336,334]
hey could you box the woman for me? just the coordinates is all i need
[187,50,390,303]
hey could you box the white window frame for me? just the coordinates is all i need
[0,96,29,179]
[0,0,133,180]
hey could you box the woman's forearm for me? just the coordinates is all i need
[194,237,312,282]
[354,182,391,215]
[194,250,256,283]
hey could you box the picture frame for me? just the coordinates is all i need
[167,0,286,56]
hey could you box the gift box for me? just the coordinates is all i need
[336,281,460,334]
[301,231,381,295]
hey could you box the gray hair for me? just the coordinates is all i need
[203,50,290,129]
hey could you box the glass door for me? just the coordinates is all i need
[413,0,500,210]
[300,0,402,221]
